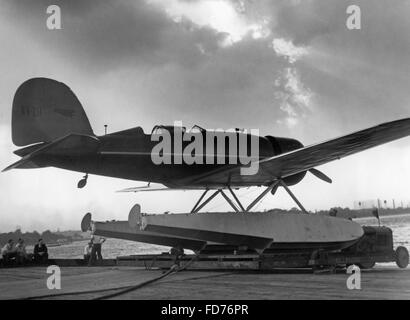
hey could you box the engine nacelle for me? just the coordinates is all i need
[264,136,304,155]
[264,136,306,186]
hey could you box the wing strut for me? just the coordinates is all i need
[277,180,308,214]
[245,181,280,212]
[220,189,240,212]
[191,189,220,213]
[190,180,309,214]
[228,186,245,211]
[190,189,209,213]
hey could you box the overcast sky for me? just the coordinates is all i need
[1,0,410,232]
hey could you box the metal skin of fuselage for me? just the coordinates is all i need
[16,128,306,189]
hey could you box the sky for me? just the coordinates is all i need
[1,0,410,232]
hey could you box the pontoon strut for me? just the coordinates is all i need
[190,179,309,214]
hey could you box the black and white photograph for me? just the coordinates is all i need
[1,0,410,306]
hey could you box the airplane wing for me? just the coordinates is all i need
[179,118,410,187]
[117,185,223,192]
[117,185,176,193]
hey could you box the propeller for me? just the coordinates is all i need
[308,168,332,184]
[270,168,331,195]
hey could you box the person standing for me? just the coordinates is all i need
[84,242,93,262]
[33,238,48,263]
[170,245,184,269]
[88,235,106,266]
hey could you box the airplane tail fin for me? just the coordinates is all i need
[12,78,95,146]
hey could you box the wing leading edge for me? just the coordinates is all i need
[179,118,410,187]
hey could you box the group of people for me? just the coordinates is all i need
[1,235,106,267]
[1,238,48,265]
[84,235,106,266]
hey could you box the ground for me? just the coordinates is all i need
[0,264,409,300]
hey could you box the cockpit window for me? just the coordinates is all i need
[151,124,208,135]
[189,125,206,133]
[151,125,187,135]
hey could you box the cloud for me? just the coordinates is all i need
[274,67,314,127]
[272,38,309,63]
[4,0,410,130]
[270,36,313,128]
[151,0,271,46]
[3,0,228,73]
[0,0,298,133]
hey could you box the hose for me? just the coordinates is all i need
[15,252,202,300]
[93,252,201,300]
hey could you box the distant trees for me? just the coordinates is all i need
[0,229,72,246]
[265,206,409,218]
[315,206,409,219]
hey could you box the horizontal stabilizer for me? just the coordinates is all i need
[3,134,100,172]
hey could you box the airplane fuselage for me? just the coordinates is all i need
[25,127,306,188]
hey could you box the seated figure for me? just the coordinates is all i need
[1,239,17,264]
[15,239,28,264]
[34,238,48,263]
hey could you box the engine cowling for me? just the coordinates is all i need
[264,136,304,155]
[264,136,306,186]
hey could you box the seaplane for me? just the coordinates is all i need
[4,78,410,254]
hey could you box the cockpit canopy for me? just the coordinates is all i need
[151,124,206,135]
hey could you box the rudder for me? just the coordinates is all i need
[12,78,94,146]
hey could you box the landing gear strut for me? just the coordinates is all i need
[190,179,309,214]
